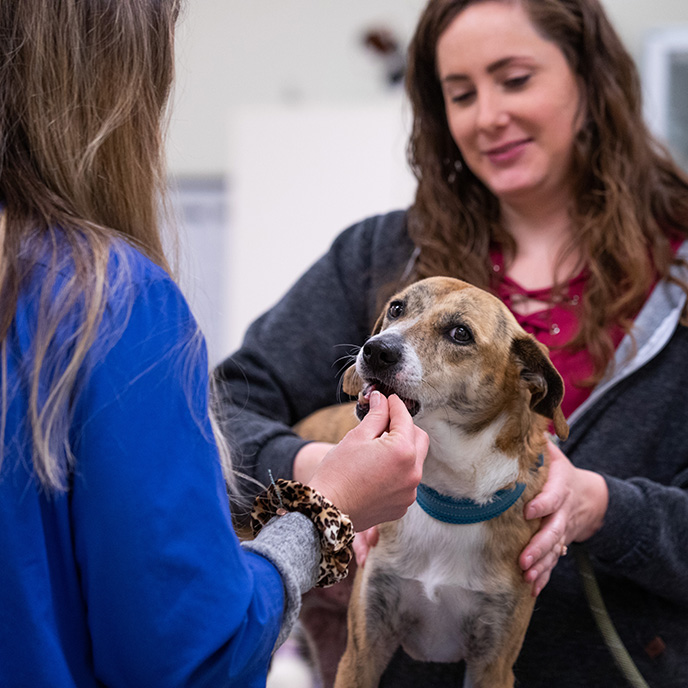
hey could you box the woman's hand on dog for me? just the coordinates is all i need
[309,391,429,532]
[519,440,609,596]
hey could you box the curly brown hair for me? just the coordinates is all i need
[405,0,688,383]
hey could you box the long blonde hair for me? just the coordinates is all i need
[0,0,226,491]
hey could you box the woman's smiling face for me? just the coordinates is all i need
[436,1,585,208]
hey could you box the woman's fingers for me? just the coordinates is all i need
[387,394,427,444]
[521,511,566,568]
[375,393,427,490]
[524,538,569,596]
[312,393,427,531]
[352,391,391,438]
[520,441,576,594]
[524,441,570,520]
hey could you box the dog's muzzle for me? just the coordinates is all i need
[355,338,421,419]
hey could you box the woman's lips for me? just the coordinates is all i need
[484,138,532,164]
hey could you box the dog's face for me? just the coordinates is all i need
[344,276,568,440]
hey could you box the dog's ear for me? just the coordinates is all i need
[342,365,363,397]
[511,336,569,440]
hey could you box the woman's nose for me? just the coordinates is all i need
[475,90,509,131]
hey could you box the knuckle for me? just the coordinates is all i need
[396,443,417,466]
[548,524,563,542]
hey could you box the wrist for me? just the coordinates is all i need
[576,469,609,541]
[250,478,355,587]
[293,442,334,483]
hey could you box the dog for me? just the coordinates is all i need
[297,276,568,688]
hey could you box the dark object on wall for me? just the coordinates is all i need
[361,27,406,87]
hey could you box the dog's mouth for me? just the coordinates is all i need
[355,380,421,420]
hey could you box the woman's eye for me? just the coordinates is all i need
[388,301,405,319]
[504,74,531,89]
[451,90,475,105]
[448,325,473,344]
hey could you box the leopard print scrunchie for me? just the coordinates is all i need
[250,478,355,588]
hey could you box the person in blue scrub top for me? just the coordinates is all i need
[0,2,429,687]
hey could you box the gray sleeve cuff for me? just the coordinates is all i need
[242,512,320,649]
[585,474,653,569]
[255,434,311,484]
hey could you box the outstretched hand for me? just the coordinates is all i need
[309,391,428,532]
[519,439,609,596]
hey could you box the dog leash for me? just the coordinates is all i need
[573,544,651,688]
[547,432,651,688]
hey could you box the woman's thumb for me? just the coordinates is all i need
[356,391,390,438]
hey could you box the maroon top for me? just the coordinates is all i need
[490,254,621,418]
[490,236,683,417]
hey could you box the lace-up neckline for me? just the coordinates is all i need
[490,250,586,340]
[489,249,595,418]
[487,235,681,418]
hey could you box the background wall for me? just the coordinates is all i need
[167,0,688,177]
[168,0,427,177]
[167,0,688,363]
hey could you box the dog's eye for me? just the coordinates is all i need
[388,301,404,319]
[448,325,473,344]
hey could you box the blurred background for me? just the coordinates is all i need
[166,0,688,367]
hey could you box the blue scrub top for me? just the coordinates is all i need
[0,240,284,687]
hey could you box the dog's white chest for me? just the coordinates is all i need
[400,580,483,663]
[392,504,487,593]
[369,505,499,663]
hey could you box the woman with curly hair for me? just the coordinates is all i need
[215,0,688,685]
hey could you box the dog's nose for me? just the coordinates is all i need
[362,339,402,370]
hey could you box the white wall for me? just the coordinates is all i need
[224,97,417,352]
[169,0,427,176]
[168,0,688,177]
